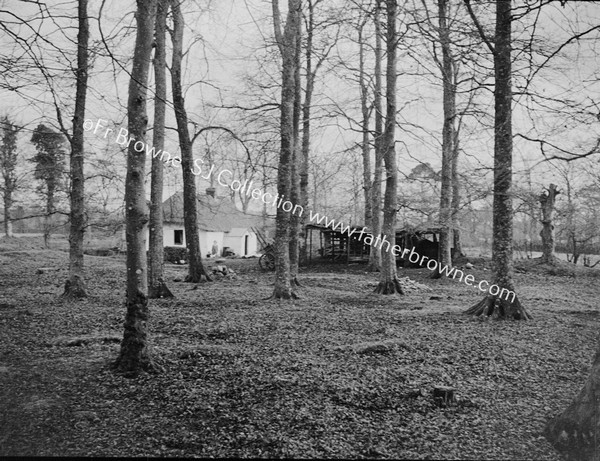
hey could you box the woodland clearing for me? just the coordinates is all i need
[0,237,597,459]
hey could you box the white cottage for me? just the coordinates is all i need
[146,188,267,257]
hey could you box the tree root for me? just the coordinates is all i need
[114,290,161,376]
[543,354,600,461]
[62,276,88,299]
[374,277,404,295]
[113,355,161,378]
[269,286,300,300]
[544,414,597,461]
[290,276,302,287]
[536,255,559,266]
[148,279,174,299]
[465,294,532,320]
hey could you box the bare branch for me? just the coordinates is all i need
[463,0,495,55]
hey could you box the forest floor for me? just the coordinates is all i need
[0,237,598,459]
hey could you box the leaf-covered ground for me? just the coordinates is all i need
[0,238,597,459]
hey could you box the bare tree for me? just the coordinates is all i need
[409,0,482,267]
[0,117,21,238]
[148,0,174,299]
[368,0,384,272]
[170,0,211,283]
[464,0,531,320]
[550,162,600,266]
[272,0,301,299]
[299,0,325,264]
[357,12,372,242]
[331,0,383,271]
[115,0,159,375]
[290,0,336,281]
[450,135,463,256]
[0,2,93,294]
[289,5,303,285]
[374,0,403,295]
[63,0,89,298]
[432,0,455,278]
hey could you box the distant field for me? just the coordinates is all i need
[0,234,123,252]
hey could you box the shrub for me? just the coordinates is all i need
[163,246,188,263]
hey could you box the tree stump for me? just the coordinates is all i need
[539,183,560,265]
[433,386,456,407]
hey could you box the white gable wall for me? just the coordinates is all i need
[223,229,258,256]
[163,223,186,248]
[145,223,187,251]
[201,231,224,258]
[146,224,224,256]
[144,224,256,257]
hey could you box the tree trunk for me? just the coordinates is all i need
[565,181,579,264]
[451,135,463,258]
[544,349,600,460]
[289,10,302,286]
[434,0,455,279]
[525,169,538,250]
[44,184,55,248]
[367,0,383,273]
[466,0,530,320]
[299,0,315,267]
[539,183,559,265]
[358,21,372,234]
[571,234,580,265]
[170,0,211,284]
[63,0,89,299]
[148,0,173,299]
[0,117,19,239]
[271,0,301,299]
[115,0,158,375]
[3,193,12,238]
[375,0,402,295]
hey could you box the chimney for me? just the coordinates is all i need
[206,187,216,198]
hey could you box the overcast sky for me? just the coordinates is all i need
[2,0,600,218]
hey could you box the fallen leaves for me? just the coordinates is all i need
[0,245,595,458]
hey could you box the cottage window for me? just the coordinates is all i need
[174,229,183,245]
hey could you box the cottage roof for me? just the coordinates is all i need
[162,191,264,232]
[227,227,250,237]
